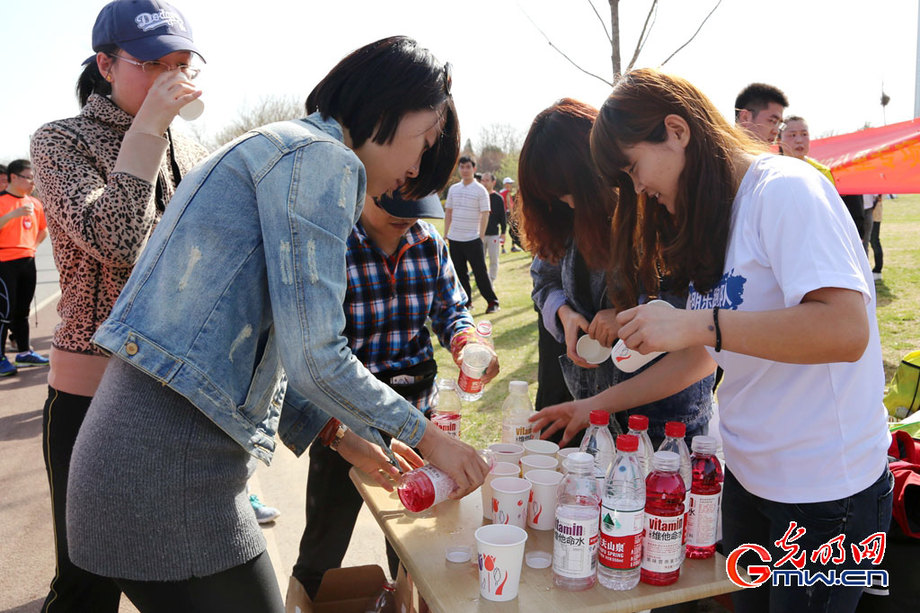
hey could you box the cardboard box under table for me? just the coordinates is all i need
[349,468,741,612]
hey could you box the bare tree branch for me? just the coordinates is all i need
[625,0,659,73]
[587,0,612,43]
[660,0,722,67]
[518,2,614,87]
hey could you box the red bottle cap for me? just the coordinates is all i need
[664,421,686,438]
[616,433,638,452]
[628,414,649,431]
[589,410,609,426]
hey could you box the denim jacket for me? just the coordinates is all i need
[93,113,427,465]
[530,246,713,442]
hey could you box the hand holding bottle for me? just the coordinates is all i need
[416,423,489,498]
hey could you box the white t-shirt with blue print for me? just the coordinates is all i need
[689,154,890,504]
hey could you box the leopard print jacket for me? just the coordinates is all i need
[31,94,209,355]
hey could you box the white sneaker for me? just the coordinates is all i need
[250,494,281,524]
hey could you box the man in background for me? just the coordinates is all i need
[735,83,788,144]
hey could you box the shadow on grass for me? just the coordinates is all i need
[876,280,895,307]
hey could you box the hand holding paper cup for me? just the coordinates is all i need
[576,334,611,364]
[178,97,205,121]
[612,299,674,373]
[475,524,528,602]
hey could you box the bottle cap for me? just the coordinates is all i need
[628,414,649,431]
[588,410,609,426]
[691,435,718,455]
[651,450,680,472]
[616,433,638,452]
[445,545,471,563]
[508,380,528,394]
[563,451,593,471]
[664,421,686,438]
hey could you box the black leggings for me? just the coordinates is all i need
[116,551,283,613]
[0,256,36,353]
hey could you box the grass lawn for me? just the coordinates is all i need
[430,194,919,450]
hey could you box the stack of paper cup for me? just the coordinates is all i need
[475,525,528,602]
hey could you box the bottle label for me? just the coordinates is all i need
[417,465,456,507]
[431,412,461,438]
[642,512,684,573]
[598,507,643,570]
[501,422,533,443]
[552,511,599,578]
[686,491,721,547]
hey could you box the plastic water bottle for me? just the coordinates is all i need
[657,421,691,491]
[431,378,462,438]
[626,414,654,477]
[456,321,493,401]
[396,465,458,512]
[553,452,600,591]
[598,434,645,590]
[500,380,535,444]
[579,410,616,497]
[364,580,396,612]
[685,435,723,559]
[641,451,686,586]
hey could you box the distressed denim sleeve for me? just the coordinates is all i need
[259,140,428,451]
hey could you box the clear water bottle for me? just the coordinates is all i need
[456,321,493,401]
[657,421,692,491]
[365,580,396,612]
[553,451,600,591]
[579,410,616,497]
[431,378,462,438]
[641,451,686,586]
[686,435,724,559]
[500,381,534,443]
[626,414,654,477]
[598,434,645,590]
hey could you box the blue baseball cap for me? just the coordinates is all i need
[376,191,444,219]
[86,0,203,64]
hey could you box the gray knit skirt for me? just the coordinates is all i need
[67,357,265,581]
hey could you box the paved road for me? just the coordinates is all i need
[0,247,390,611]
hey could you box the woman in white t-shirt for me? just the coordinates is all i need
[586,69,892,613]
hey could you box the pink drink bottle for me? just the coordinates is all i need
[396,465,457,512]
[640,451,686,586]
[685,435,723,559]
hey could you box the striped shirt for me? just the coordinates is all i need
[345,220,473,409]
[445,180,490,241]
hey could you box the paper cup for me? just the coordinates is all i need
[520,454,559,474]
[490,477,531,529]
[524,469,564,530]
[178,97,205,121]
[488,443,524,467]
[612,299,673,373]
[475,524,528,602]
[576,334,611,364]
[522,439,559,458]
[481,461,521,520]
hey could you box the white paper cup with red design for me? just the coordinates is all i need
[524,469,564,530]
[475,524,528,602]
[481,461,521,520]
[520,453,559,474]
[521,438,559,458]
[488,442,524,468]
[612,299,674,373]
[490,477,531,529]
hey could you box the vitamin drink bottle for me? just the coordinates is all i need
[500,380,535,443]
[598,434,644,590]
[626,414,654,477]
[396,465,458,512]
[431,378,462,438]
[456,321,493,401]
[640,451,686,586]
[579,410,616,497]
[685,435,723,559]
[553,452,600,590]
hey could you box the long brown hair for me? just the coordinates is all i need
[517,98,614,270]
[590,69,764,310]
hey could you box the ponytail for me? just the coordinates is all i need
[76,46,117,107]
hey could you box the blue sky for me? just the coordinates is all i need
[2,0,918,162]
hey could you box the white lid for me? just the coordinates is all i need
[525,551,552,569]
[445,545,471,563]
[508,380,528,394]
[651,450,680,472]
[563,451,594,471]
[691,435,718,454]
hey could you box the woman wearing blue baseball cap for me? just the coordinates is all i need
[30,1,207,611]
[53,34,479,612]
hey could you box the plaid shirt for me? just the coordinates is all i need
[345,220,472,410]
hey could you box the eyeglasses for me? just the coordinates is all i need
[14,173,34,181]
[111,54,201,80]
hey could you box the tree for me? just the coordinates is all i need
[522,0,722,86]
[205,96,304,150]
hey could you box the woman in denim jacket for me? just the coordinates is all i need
[65,36,486,611]
[519,99,713,448]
